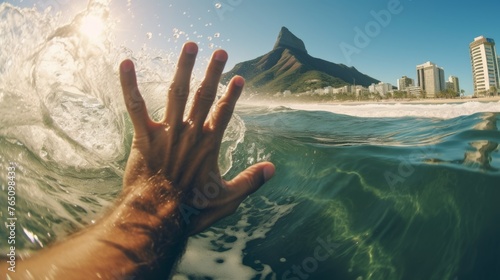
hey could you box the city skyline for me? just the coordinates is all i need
[6,0,500,95]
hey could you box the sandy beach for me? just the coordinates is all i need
[321,96,500,105]
[243,95,500,107]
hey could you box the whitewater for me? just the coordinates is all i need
[0,2,500,280]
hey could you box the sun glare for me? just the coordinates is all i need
[79,15,105,41]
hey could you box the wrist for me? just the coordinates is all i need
[94,180,189,275]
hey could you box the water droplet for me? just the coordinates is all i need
[280,258,286,262]
[146,32,153,39]
[215,2,222,9]
[214,32,220,38]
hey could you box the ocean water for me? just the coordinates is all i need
[1,2,500,280]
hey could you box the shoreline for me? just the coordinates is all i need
[242,96,500,106]
[323,96,500,105]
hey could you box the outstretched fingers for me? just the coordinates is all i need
[120,59,151,137]
[188,49,228,130]
[165,42,198,127]
[210,75,245,137]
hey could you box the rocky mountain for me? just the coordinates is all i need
[221,27,379,94]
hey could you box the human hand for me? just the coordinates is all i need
[119,42,275,235]
[0,42,275,280]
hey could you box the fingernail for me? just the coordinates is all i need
[185,42,198,55]
[234,76,245,87]
[214,50,228,62]
[121,60,133,72]
[263,164,275,181]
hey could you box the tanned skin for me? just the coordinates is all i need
[1,42,275,279]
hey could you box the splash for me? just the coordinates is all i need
[0,0,247,254]
[175,197,296,279]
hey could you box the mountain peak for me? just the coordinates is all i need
[221,26,379,93]
[273,27,307,54]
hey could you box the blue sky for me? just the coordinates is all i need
[6,0,500,94]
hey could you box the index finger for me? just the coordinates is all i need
[120,59,152,137]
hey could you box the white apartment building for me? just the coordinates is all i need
[369,82,393,96]
[332,85,352,94]
[470,36,500,95]
[416,61,445,98]
[352,85,366,95]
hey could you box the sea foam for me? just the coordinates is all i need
[281,101,500,119]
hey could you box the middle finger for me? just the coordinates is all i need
[164,42,198,127]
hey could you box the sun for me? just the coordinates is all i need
[79,15,106,41]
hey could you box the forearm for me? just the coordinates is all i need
[2,183,188,279]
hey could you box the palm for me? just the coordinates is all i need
[119,42,274,234]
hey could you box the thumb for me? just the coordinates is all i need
[226,162,275,197]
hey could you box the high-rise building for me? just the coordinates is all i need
[447,76,460,94]
[397,76,414,91]
[416,61,445,98]
[469,36,500,95]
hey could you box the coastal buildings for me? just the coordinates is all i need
[469,36,500,96]
[406,86,422,96]
[321,85,352,95]
[351,85,366,95]
[416,61,445,98]
[293,35,500,99]
[335,85,352,94]
[369,82,393,96]
[397,76,414,91]
[446,76,460,94]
